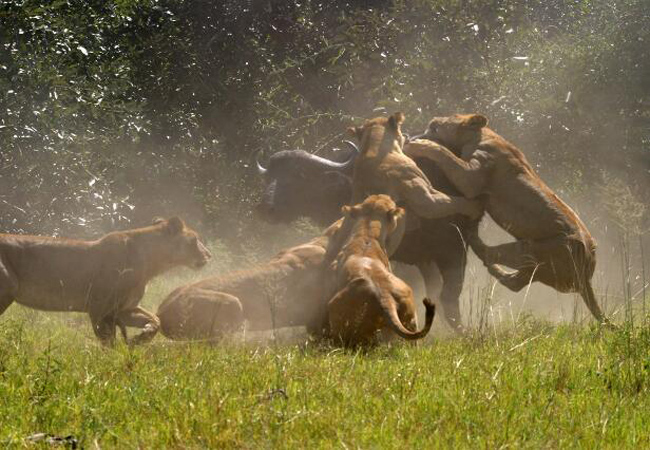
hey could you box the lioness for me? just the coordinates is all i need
[0,217,211,345]
[347,112,482,221]
[327,194,435,346]
[406,114,609,324]
[156,219,343,341]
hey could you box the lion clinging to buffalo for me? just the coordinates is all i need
[255,128,474,332]
[255,111,611,332]
[0,110,611,347]
[406,113,609,325]
[347,112,483,222]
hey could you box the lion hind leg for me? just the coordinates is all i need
[469,232,540,271]
[328,286,359,345]
[115,306,161,346]
[470,233,557,292]
[486,264,536,292]
[467,230,542,292]
[477,236,612,326]
[201,293,244,340]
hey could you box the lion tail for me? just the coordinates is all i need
[378,295,435,341]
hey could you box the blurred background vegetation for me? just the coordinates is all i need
[1,0,648,250]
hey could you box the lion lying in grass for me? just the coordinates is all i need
[156,220,343,341]
[0,217,211,345]
[406,113,609,325]
[326,194,435,346]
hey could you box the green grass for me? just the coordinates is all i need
[2,299,650,448]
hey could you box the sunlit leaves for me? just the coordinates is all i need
[0,0,647,238]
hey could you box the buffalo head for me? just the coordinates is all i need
[255,142,359,226]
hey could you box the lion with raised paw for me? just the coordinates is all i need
[406,114,609,325]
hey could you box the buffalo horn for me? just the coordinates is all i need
[342,140,360,154]
[307,142,359,170]
[407,132,427,141]
[255,150,268,175]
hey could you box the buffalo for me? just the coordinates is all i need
[255,144,357,226]
[255,141,474,332]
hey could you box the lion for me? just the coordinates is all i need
[156,219,344,341]
[321,112,483,269]
[347,112,483,221]
[254,137,476,334]
[0,217,211,345]
[326,194,435,346]
[405,113,609,325]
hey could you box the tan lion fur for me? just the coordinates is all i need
[406,113,608,324]
[0,217,212,345]
[347,113,483,222]
[326,194,435,346]
[156,220,343,341]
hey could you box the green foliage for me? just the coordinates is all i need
[1,0,648,242]
[3,309,650,447]
[1,3,649,445]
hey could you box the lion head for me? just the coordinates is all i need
[347,112,407,154]
[151,217,212,269]
[413,113,488,154]
[342,194,405,234]
[340,194,406,254]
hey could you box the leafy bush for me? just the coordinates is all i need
[1,0,648,243]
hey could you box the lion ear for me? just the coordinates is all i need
[463,114,488,129]
[166,216,185,235]
[347,126,363,141]
[388,112,405,131]
[342,204,360,219]
[387,207,405,223]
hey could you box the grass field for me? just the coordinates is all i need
[2,290,650,448]
[1,246,649,449]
